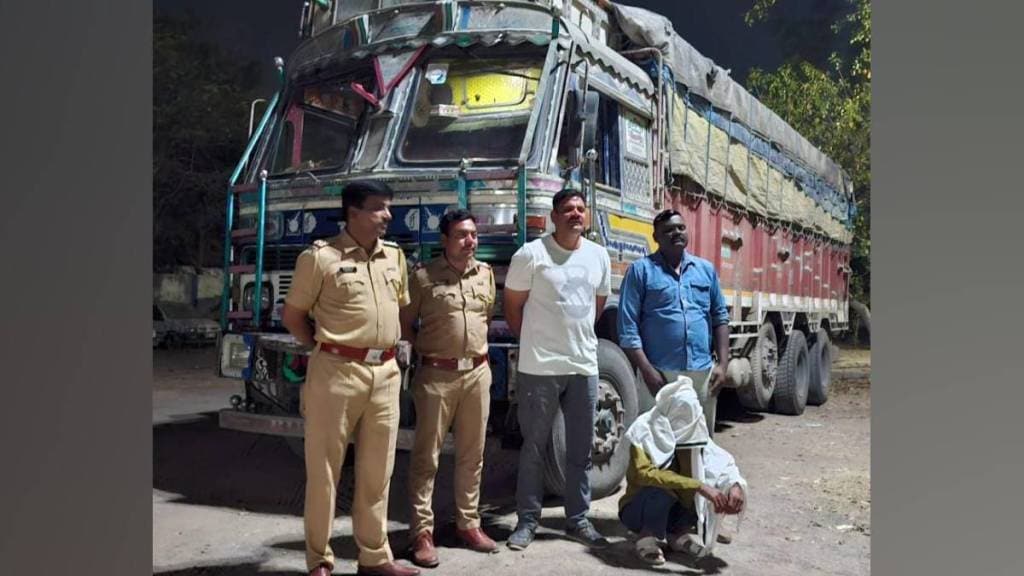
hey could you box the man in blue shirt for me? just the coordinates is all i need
[617,209,731,436]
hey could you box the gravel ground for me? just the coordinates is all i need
[153,345,870,575]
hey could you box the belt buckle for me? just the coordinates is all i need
[457,357,474,371]
[364,348,385,365]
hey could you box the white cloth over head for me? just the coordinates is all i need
[624,375,709,468]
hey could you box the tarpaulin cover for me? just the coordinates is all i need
[611,2,854,241]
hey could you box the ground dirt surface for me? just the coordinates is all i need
[154,345,870,575]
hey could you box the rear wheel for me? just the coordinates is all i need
[849,300,871,345]
[772,330,810,415]
[737,322,778,411]
[807,328,832,406]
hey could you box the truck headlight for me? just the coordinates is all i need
[242,282,273,312]
[220,334,251,379]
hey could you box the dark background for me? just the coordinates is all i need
[152,0,868,304]
[154,0,856,94]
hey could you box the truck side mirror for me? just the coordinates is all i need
[561,88,599,171]
[579,89,599,154]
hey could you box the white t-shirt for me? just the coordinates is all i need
[505,235,612,376]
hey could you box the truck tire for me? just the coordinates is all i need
[772,330,810,415]
[543,339,638,499]
[849,300,871,345]
[807,328,832,406]
[737,322,778,411]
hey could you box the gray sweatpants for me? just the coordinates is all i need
[515,372,598,529]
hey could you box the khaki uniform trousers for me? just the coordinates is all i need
[407,362,491,535]
[660,369,717,437]
[302,349,401,570]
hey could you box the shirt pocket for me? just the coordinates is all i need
[430,283,463,312]
[381,267,403,302]
[467,282,493,313]
[684,282,713,359]
[649,277,680,309]
[686,281,712,311]
[326,269,369,308]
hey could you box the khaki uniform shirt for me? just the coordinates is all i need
[406,256,495,358]
[285,231,410,349]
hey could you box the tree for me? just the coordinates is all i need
[744,0,871,307]
[153,14,260,271]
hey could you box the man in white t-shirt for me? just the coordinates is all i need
[502,189,612,551]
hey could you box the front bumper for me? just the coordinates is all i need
[217,409,452,452]
[219,409,304,438]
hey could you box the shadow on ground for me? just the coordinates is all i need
[153,413,521,522]
[534,516,727,575]
[714,390,767,432]
[154,560,303,576]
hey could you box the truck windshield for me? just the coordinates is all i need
[398,57,542,164]
[269,80,369,175]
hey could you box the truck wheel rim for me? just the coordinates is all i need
[593,378,625,465]
[760,337,778,390]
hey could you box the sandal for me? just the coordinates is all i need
[669,534,709,558]
[635,536,665,565]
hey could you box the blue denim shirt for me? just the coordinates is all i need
[617,251,730,371]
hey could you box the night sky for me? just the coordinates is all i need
[155,0,850,96]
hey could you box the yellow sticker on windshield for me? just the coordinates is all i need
[447,68,539,114]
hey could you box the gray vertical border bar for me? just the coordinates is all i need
[874,2,1024,575]
[0,1,152,574]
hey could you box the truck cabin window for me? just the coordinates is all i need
[399,58,542,163]
[270,82,368,175]
[595,94,621,190]
[560,90,624,189]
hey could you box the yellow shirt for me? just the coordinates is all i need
[619,443,702,511]
[406,256,495,358]
[285,231,410,349]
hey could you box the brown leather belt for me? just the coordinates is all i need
[320,342,396,365]
[420,354,488,372]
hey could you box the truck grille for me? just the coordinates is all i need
[241,245,305,270]
[275,274,293,307]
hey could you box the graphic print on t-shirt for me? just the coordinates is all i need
[553,265,595,319]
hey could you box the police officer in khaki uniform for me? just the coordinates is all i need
[282,180,421,576]
[399,210,498,567]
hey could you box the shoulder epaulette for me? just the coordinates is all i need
[381,240,400,249]
[478,261,491,268]
[312,239,330,249]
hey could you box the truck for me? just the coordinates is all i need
[216,0,857,500]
